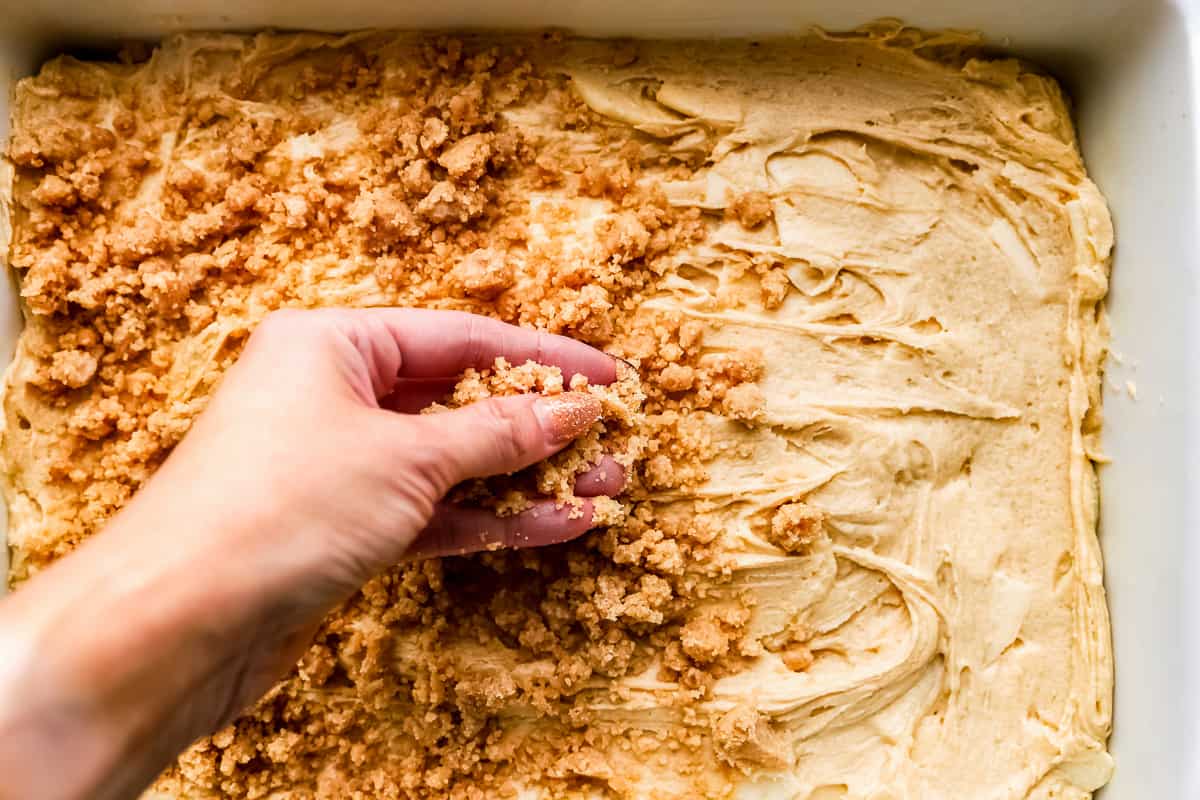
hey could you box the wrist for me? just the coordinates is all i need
[0,510,258,800]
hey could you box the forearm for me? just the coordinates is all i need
[0,508,264,800]
[0,308,616,799]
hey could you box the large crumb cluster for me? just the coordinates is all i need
[429,357,647,525]
[3,32,771,799]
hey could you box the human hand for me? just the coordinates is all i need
[155,306,623,588]
[0,307,624,800]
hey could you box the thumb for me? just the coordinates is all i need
[415,391,602,489]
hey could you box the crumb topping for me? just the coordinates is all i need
[3,32,763,799]
[767,503,825,555]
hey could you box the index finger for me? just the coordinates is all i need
[358,308,618,384]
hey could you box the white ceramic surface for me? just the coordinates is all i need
[2,2,1197,796]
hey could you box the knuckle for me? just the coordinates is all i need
[261,307,307,330]
[462,315,488,367]
[249,308,353,363]
[480,400,531,462]
[399,418,462,488]
[533,331,551,368]
[252,308,308,345]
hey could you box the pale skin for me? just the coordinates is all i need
[0,308,624,800]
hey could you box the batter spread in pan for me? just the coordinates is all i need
[1,24,1114,799]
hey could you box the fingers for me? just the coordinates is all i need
[573,455,626,497]
[409,392,602,487]
[252,307,617,405]
[400,455,624,559]
[346,308,618,384]
[406,499,597,560]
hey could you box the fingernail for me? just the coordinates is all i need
[605,352,639,374]
[534,392,602,444]
[615,356,638,371]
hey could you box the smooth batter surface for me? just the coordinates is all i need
[2,26,1113,799]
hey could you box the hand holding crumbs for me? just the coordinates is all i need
[0,307,623,800]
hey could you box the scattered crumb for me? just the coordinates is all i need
[712,706,792,773]
[727,191,773,229]
[767,503,825,555]
[447,247,515,298]
[723,382,765,422]
[680,615,733,664]
[759,269,791,309]
[659,363,696,393]
[47,349,98,389]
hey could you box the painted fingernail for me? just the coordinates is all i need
[534,392,602,444]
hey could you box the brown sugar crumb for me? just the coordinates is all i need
[780,642,815,672]
[767,502,825,554]
[641,345,766,414]
[138,256,205,318]
[722,382,765,422]
[437,132,493,181]
[680,615,733,664]
[31,174,77,207]
[47,349,98,389]
[727,190,774,229]
[658,363,696,393]
[761,620,815,673]
[712,706,793,773]
[595,211,651,262]
[760,268,791,309]
[420,115,450,152]
[638,410,714,491]
[447,247,515,299]
[415,179,485,224]
[588,495,627,527]
[454,666,519,714]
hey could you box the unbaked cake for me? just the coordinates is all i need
[1,24,1114,799]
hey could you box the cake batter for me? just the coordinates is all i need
[0,25,1114,799]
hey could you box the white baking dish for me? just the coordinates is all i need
[2,1,1197,797]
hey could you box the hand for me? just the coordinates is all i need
[0,308,623,800]
[158,305,623,585]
